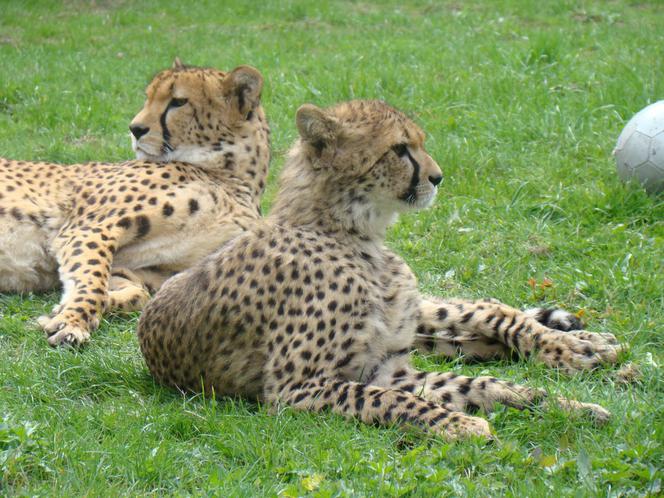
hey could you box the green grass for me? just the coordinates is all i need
[1,0,663,495]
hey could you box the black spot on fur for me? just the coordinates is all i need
[135,215,151,238]
[10,208,23,221]
[117,217,132,229]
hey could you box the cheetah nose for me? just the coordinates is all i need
[429,175,443,187]
[130,124,150,140]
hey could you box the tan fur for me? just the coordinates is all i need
[0,61,270,346]
[138,100,622,440]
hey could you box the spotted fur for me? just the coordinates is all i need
[138,100,622,440]
[0,60,270,346]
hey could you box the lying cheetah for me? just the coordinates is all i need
[138,100,623,439]
[0,59,270,346]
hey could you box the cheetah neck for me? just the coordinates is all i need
[196,157,264,211]
[270,150,398,243]
[170,127,269,213]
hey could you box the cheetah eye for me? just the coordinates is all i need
[392,143,408,157]
[169,97,188,108]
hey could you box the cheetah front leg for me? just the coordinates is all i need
[38,226,123,346]
[272,377,493,440]
[370,358,610,423]
[414,297,624,373]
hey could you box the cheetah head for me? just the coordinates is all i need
[294,100,443,212]
[129,58,264,164]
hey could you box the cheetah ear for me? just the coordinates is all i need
[222,65,264,121]
[296,104,339,150]
[172,57,184,70]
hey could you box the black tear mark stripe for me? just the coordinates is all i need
[160,90,191,154]
[159,106,172,154]
[399,148,421,203]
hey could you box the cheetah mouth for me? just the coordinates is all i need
[131,134,168,162]
[401,185,437,210]
[414,190,437,209]
[133,142,166,162]
[135,147,165,162]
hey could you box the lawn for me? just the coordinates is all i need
[1,0,663,496]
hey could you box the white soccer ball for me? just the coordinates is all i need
[614,100,664,194]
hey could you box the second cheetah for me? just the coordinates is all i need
[138,100,624,439]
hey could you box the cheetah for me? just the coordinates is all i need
[137,100,624,439]
[0,59,270,346]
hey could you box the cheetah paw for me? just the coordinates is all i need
[38,314,93,347]
[46,325,91,347]
[556,397,611,424]
[441,413,493,440]
[538,331,626,373]
[566,330,619,346]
